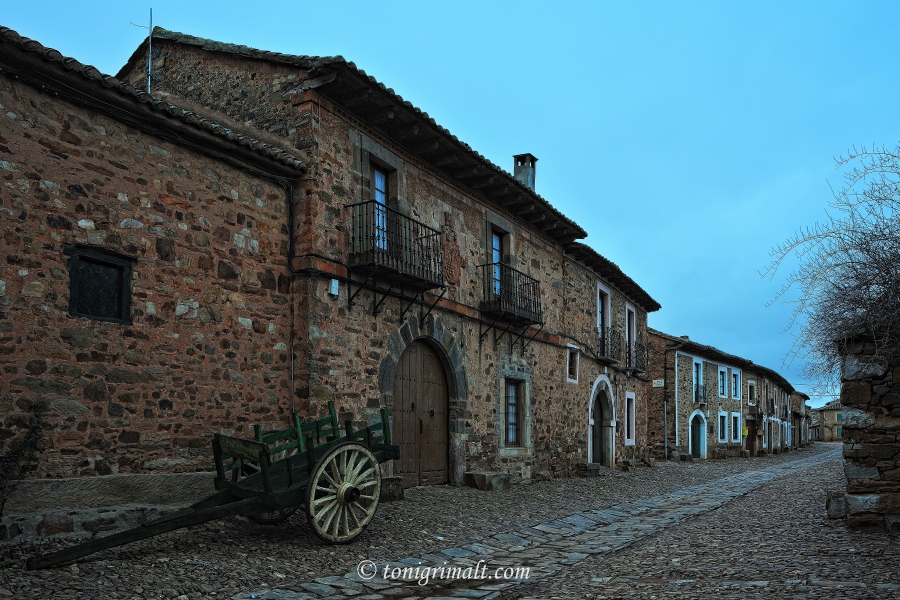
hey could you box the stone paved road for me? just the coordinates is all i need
[5,444,896,599]
[504,446,900,600]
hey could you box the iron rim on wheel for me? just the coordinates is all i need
[306,442,381,543]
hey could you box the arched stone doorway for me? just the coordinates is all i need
[377,315,468,487]
[393,340,449,487]
[689,409,706,459]
[588,375,615,468]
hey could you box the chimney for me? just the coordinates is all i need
[513,153,538,191]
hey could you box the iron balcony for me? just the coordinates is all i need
[694,384,708,404]
[348,200,445,292]
[478,262,543,326]
[597,327,622,363]
[626,341,647,373]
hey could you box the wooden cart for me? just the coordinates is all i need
[27,402,399,570]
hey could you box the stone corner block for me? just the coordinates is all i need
[826,491,847,519]
[378,476,404,503]
[463,471,510,491]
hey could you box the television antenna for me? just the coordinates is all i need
[130,8,153,94]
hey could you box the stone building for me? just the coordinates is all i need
[0,21,661,533]
[817,399,844,442]
[790,391,811,449]
[647,330,800,460]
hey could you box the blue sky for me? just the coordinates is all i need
[5,1,898,407]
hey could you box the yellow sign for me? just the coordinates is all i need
[742,427,748,436]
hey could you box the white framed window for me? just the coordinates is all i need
[718,410,728,443]
[731,412,740,442]
[762,418,767,448]
[625,392,636,446]
[718,366,727,398]
[566,345,579,384]
[747,381,756,406]
[731,371,740,400]
[693,359,704,403]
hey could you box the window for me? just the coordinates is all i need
[597,282,611,356]
[731,412,740,442]
[624,392,636,446]
[837,412,843,422]
[490,228,508,296]
[505,380,522,446]
[718,411,728,443]
[837,427,842,437]
[66,246,133,324]
[372,165,389,250]
[718,367,727,398]
[748,381,756,406]
[732,372,740,399]
[693,360,703,402]
[566,346,579,383]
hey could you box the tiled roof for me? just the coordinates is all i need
[566,242,660,312]
[119,28,587,244]
[0,25,305,173]
[649,328,795,393]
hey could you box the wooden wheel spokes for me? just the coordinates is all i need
[306,442,382,543]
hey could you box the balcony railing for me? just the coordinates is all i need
[694,384,708,404]
[626,341,646,372]
[597,327,622,363]
[348,200,444,291]
[479,262,542,325]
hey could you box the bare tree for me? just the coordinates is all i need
[765,144,900,393]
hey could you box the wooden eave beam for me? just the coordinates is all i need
[467,175,496,189]
[410,138,441,154]
[431,151,460,167]
[361,105,396,124]
[338,87,373,107]
[393,123,421,140]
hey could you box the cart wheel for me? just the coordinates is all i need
[306,442,381,543]
[232,463,299,525]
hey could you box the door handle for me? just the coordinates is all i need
[429,409,435,417]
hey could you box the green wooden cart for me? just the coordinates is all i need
[27,402,399,570]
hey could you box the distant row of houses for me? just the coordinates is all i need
[0,23,812,519]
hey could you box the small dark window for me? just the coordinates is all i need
[66,246,133,324]
[567,348,579,381]
[506,380,522,446]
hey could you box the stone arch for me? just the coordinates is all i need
[588,374,616,468]
[377,313,468,484]
[689,409,707,459]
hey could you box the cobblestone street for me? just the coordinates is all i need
[4,443,898,599]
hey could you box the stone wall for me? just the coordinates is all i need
[124,38,656,481]
[839,341,900,530]
[0,73,295,478]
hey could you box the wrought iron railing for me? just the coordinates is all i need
[694,384,708,404]
[597,327,622,362]
[626,341,646,372]
[479,262,542,324]
[348,200,444,287]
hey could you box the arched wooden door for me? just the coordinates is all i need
[691,415,703,458]
[393,340,449,487]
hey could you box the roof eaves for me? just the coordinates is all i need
[125,28,586,244]
[567,242,660,313]
[0,26,305,174]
